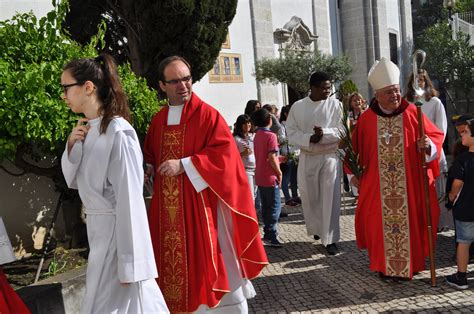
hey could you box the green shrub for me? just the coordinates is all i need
[0,1,162,166]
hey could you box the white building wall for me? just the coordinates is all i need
[0,0,52,20]
[270,0,313,32]
[193,1,259,125]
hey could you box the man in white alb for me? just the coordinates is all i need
[286,71,343,255]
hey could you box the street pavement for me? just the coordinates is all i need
[248,193,474,313]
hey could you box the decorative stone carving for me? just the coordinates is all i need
[274,16,318,51]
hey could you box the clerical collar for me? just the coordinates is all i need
[379,106,394,115]
[369,98,409,117]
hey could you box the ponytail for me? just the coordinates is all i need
[63,53,131,134]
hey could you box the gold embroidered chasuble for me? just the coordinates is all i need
[377,115,410,277]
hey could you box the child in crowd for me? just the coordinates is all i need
[262,104,282,140]
[406,69,450,232]
[279,105,300,207]
[233,114,257,204]
[446,119,474,290]
[446,114,474,263]
[347,92,367,129]
[344,92,367,196]
[253,108,283,247]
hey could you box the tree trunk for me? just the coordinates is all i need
[116,0,143,77]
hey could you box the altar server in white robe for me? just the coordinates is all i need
[286,71,343,256]
[60,54,169,314]
[405,69,451,230]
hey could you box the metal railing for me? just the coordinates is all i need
[451,12,474,45]
[458,11,473,24]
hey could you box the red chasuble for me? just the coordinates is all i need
[351,99,444,278]
[0,268,30,314]
[144,93,268,312]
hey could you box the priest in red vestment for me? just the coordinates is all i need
[144,56,268,312]
[349,58,444,279]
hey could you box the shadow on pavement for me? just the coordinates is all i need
[251,210,467,312]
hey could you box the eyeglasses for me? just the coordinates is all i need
[163,76,192,85]
[61,82,84,94]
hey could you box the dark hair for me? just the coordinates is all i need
[64,53,130,134]
[157,56,191,82]
[253,108,271,128]
[454,114,474,126]
[279,105,291,123]
[309,71,331,87]
[244,100,261,116]
[404,69,439,102]
[467,119,474,138]
[233,114,252,138]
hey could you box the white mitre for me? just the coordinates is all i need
[367,57,400,90]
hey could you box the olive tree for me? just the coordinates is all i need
[254,48,352,100]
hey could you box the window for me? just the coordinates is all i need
[389,33,398,65]
[208,53,243,83]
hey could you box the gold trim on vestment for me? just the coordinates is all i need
[159,125,189,311]
[199,193,219,280]
[205,184,269,276]
[377,115,411,278]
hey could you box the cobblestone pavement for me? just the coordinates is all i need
[248,193,474,313]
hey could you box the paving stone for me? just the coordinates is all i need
[247,196,474,312]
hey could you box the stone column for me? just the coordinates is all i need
[339,0,372,99]
[311,0,331,54]
[399,0,414,91]
[249,0,279,104]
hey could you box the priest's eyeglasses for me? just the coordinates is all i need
[61,82,85,95]
[163,76,192,85]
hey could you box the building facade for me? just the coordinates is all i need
[1,0,414,255]
[194,0,414,124]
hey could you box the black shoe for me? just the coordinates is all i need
[325,243,338,255]
[378,272,396,282]
[263,238,283,248]
[279,212,289,218]
[313,235,320,241]
[446,273,468,290]
[378,272,390,279]
[285,199,299,207]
